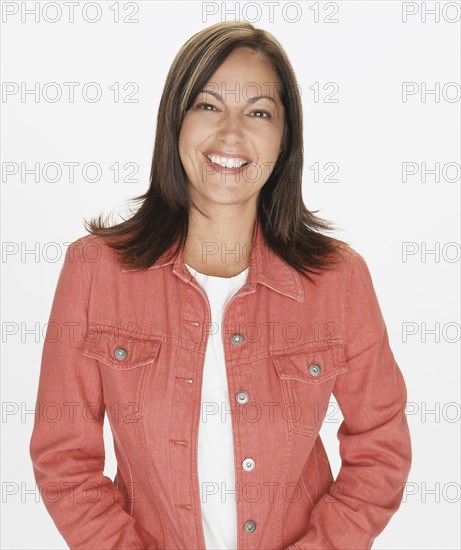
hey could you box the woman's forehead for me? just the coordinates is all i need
[200,52,280,102]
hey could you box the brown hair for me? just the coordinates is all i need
[84,20,350,283]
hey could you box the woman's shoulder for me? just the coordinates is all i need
[65,233,124,272]
[326,238,378,295]
[318,236,367,275]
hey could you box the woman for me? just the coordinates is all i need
[30,21,412,550]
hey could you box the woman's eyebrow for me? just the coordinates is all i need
[199,89,276,104]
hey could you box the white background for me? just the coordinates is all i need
[1,1,460,549]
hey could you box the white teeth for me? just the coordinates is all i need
[206,154,249,168]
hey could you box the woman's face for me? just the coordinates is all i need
[179,47,285,209]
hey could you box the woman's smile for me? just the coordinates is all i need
[202,152,252,175]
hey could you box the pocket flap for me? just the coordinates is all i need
[271,344,346,384]
[82,326,162,370]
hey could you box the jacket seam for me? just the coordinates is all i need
[110,413,137,513]
[73,239,90,304]
[300,470,315,508]
[136,408,170,547]
[344,249,359,345]
[277,429,296,550]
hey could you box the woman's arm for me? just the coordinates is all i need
[287,251,412,550]
[29,240,157,550]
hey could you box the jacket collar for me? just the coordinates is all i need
[122,218,304,302]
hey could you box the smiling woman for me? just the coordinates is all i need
[29,20,412,550]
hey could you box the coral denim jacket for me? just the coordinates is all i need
[30,218,412,550]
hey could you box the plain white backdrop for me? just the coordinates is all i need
[2,1,460,549]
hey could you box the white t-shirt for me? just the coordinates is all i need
[185,262,250,550]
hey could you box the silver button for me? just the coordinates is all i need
[243,520,256,533]
[242,457,255,471]
[231,334,244,346]
[235,390,249,404]
[114,347,128,361]
[243,283,251,288]
[308,362,321,376]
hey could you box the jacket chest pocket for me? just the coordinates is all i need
[270,344,347,437]
[82,327,162,423]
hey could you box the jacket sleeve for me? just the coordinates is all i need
[287,251,412,550]
[29,240,157,550]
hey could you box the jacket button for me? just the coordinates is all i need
[243,520,256,533]
[308,362,321,376]
[235,390,249,404]
[231,334,244,346]
[242,457,255,471]
[114,347,128,361]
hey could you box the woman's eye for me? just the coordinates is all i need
[194,102,217,111]
[250,110,272,119]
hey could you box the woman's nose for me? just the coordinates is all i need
[215,112,246,146]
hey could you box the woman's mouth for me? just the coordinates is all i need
[202,153,252,174]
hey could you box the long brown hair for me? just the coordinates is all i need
[84,21,350,283]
